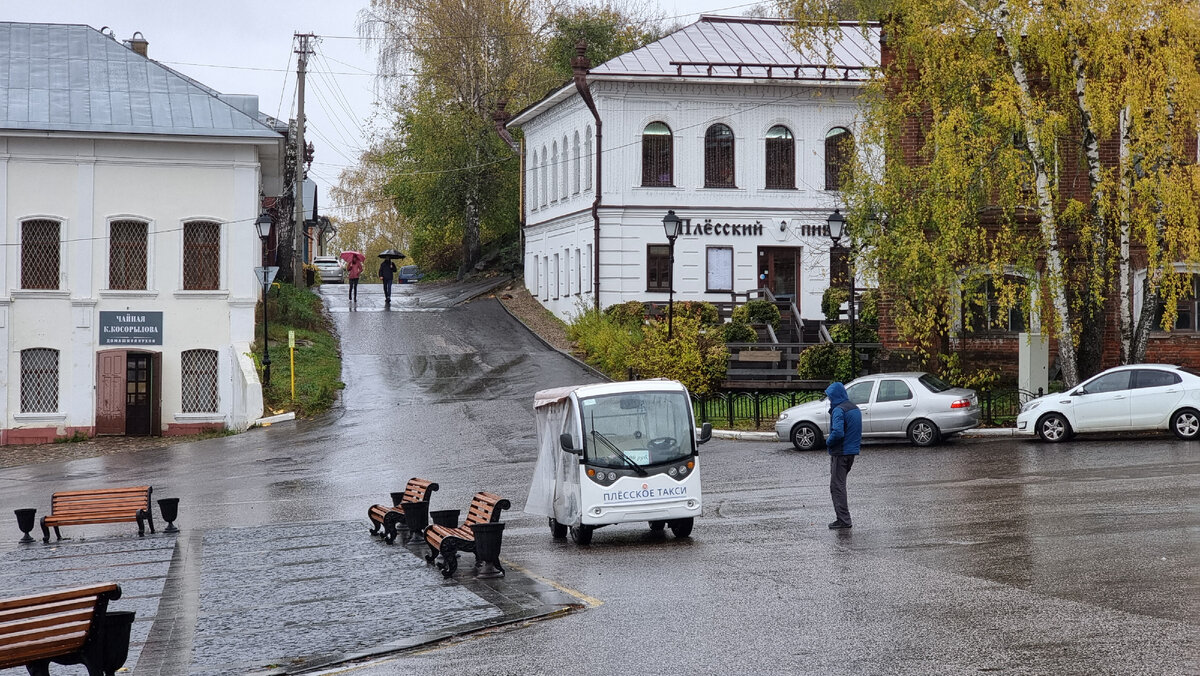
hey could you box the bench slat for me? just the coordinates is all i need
[0,632,89,669]
[0,605,95,631]
[51,486,150,496]
[0,617,92,648]
[0,585,118,613]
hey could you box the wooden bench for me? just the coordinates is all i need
[366,478,439,544]
[40,487,154,543]
[423,491,511,578]
[0,583,133,676]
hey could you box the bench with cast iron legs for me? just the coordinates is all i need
[366,478,439,544]
[423,491,511,578]
[0,583,134,676]
[41,487,154,543]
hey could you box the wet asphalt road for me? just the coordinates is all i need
[2,281,1197,675]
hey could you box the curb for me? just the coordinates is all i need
[494,292,612,383]
[254,412,296,427]
[710,427,1019,442]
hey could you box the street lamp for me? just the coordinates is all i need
[827,209,858,378]
[662,210,683,339]
[255,212,273,387]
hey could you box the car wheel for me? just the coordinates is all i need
[569,524,593,545]
[1036,413,1071,442]
[790,423,823,451]
[648,520,666,531]
[1170,408,1200,440]
[668,518,693,539]
[549,518,567,539]
[907,419,941,446]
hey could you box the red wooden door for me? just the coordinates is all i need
[95,350,126,435]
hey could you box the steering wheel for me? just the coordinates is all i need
[647,437,678,452]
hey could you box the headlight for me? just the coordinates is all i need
[778,412,789,421]
[1021,400,1040,413]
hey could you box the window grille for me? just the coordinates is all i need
[704,124,735,188]
[21,220,60,289]
[110,220,148,290]
[642,122,674,187]
[825,127,854,191]
[765,126,795,189]
[183,221,220,290]
[647,245,671,291]
[20,348,59,413]
[181,349,219,412]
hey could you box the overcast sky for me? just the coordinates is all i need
[5,0,768,213]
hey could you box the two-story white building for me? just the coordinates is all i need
[507,15,878,322]
[0,23,284,444]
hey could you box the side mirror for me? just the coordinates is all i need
[697,422,712,445]
[559,432,582,455]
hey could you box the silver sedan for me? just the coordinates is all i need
[775,372,981,450]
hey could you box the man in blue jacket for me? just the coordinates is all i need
[825,381,862,529]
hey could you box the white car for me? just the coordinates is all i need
[312,256,344,284]
[775,372,981,450]
[1016,364,1200,442]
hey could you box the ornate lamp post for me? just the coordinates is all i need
[662,210,683,339]
[255,213,274,387]
[827,209,857,378]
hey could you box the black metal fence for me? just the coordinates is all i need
[692,387,1045,431]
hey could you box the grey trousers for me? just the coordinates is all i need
[830,453,856,524]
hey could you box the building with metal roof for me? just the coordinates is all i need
[0,22,286,445]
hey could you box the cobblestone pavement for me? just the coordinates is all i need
[0,434,215,469]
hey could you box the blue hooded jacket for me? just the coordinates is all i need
[825,382,862,456]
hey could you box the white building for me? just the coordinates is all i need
[507,15,878,322]
[0,23,285,444]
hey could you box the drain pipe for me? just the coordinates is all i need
[571,42,602,311]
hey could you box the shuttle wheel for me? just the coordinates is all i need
[649,520,666,531]
[570,524,593,545]
[549,518,567,539]
[668,518,693,539]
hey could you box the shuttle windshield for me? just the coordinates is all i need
[578,391,694,469]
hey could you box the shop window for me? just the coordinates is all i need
[825,127,854,191]
[181,349,219,412]
[110,220,148,290]
[647,244,671,291]
[21,219,60,290]
[704,124,735,188]
[20,348,59,413]
[642,122,673,187]
[962,276,1026,334]
[765,125,795,189]
[1156,274,1200,331]
[183,221,221,290]
[707,246,733,292]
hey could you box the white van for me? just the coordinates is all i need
[526,380,712,545]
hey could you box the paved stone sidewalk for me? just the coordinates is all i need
[0,521,577,675]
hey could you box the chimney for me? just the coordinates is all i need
[125,32,148,57]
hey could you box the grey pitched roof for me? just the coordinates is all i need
[0,22,280,139]
[592,15,878,81]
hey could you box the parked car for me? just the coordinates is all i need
[398,265,424,284]
[312,256,344,284]
[1016,364,1200,442]
[775,372,981,450]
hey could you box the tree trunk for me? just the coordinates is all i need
[1118,107,1134,363]
[458,174,482,280]
[1073,52,1108,380]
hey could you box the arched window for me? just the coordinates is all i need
[572,131,581,194]
[21,219,61,289]
[529,150,539,209]
[561,135,570,200]
[551,142,559,202]
[110,220,148,289]
[540,145,548,207]
[641,122,673,187]
[825,127,854,191]
[704,124,735,188]
[182,221,220,290]
[765,125,795,189]
[584,127,594,190]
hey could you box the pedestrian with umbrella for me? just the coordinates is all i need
[340,251,365,303]
[378,250,405,303]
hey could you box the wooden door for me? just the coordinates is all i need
[125,354,152,436]
[95,350,127,435]
[757,247,801,301]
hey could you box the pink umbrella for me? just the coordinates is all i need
[339,251,365,265]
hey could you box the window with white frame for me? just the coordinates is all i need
[561,135,569,200]
[110,220,148,290]
[642,122,674,187]
[648,245,671,291]
[183,221,220,290]
[572,131,581,194]
[20,348,59,413]
[707,246,733,292]
[825,127,854,191]
[551,142,559,202]
[1155,274,1200,331]
[21,219,60,290]
[181,349,219,412]
[961,276,1027,334]
[765,125,796,189]
[541,146,549,207]
[584,127,593,190]
[529,150,539,209]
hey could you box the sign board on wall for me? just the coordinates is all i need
[99,311,163,345]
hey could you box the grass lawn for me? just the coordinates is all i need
[253,283,343,418]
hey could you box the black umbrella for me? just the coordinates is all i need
[378,249,407,259]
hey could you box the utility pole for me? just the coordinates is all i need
[293,33,314,284]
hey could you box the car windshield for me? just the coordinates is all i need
[919,374,953,393]
[580,391,693,468]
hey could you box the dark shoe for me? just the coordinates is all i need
[828,520,852,529]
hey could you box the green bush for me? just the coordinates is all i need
[822,287,849,322]
[628,315,728,396]
[722,320,758,343]
[569,305,643,378]
[603,301,647,327]
[674,300,721,326]
[828,323,879,343]
[796,343,854,382]
[732,299,780,330]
